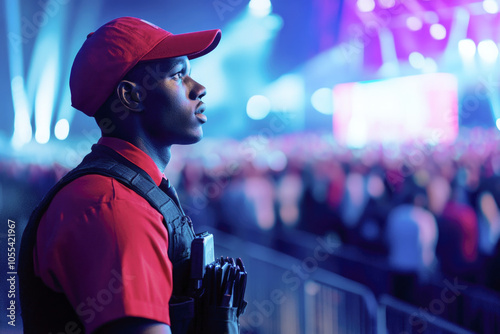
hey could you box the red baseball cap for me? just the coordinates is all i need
[70,17,221,117]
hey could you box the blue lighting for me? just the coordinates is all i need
[5,0,32,149]
[55,118,70,140]
[10,76,32,149]
[247,95,271,120]
[34,44,60,144]
[311,88,334,115]
[249,0,272,17]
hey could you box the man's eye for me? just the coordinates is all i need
[172,72,183,80]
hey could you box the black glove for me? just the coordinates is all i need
[194,257,247,334]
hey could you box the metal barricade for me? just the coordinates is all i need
[379,294,474,334]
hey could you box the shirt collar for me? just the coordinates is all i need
[97,137,164,186]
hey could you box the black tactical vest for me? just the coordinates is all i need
[19,144,196,333]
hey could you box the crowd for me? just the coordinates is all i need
[3,126,500,298]
[170,127,500,294]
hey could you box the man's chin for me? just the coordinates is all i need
[176,134,203,145]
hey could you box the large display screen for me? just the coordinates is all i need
[332,73,458,147]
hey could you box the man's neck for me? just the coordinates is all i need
[102,133,172,173]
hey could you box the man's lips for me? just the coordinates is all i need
[195,103,207,123]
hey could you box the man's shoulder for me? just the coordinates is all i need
[41,173,162,230]
[51,173,149,209]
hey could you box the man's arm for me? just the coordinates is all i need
[93,317,172,334]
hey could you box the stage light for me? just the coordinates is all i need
[55,119,70,140]
[249,0,272,17]
[483,0,499,14]
[478,39,499,63]
[406,16,423,31]
[496,118,500,131]
[430,23,447,40]
[311,88,334,115]
[6,0,33,149]
[34,54,59,144]
[409,52,425,69]
[379,0,395,8]
[247,95,271,120]
[10,76,32,149]
[458,39,476,60]
[357,0,376,12]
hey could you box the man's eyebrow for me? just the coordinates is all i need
[168,58,190,75]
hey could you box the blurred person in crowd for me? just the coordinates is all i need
[476,153,500,290]
[276,165,304,230]
[216,166,260,239]
[385,176,439,303]
[18,17,241,334]
[477,191,500,256]
[435,177,480,283]
[338,163,370,243]
[300,158,343,236]
[353,166,393,255]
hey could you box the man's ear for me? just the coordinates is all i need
[116,80,145,112]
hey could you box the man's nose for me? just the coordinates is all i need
[189,77,206,100]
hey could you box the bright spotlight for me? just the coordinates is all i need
[357,0,376,12]
[458,39,477,60]
[497,118,500,131]
[406,16,423,31]
[311,88,334,115]
[478,39,499,63]
[483,0,499,14]
[10,76,32,149]
[249,0,272,17]
[247,95,271,120]
[409,52,426,69]
[55,119,70,140]
[430,23,447,40]
[35,129,50,144]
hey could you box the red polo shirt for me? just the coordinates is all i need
[34,137,173,333]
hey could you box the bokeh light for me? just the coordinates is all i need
[458,39,477,60]
[55,119,70,140]
[246,95,271,120]
[357,0,376,12]
[478,39,499,63]
[483,0,499,14]
[430,23,447,40]
[311,87,334,115]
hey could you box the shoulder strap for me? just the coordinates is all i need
[31,144,192,261]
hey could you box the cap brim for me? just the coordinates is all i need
[142,29,221,61]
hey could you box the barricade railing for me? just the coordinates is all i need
[378,294,474,334]
[210,227,378,334]
[304,269,378,334]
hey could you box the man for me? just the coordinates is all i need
[19,17,221,333]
